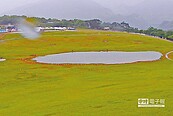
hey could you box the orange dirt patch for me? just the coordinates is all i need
[18,55,39,65]
[0,33,9,39]
[17,55,76,68]
[168,52,173,59]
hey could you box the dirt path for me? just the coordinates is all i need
[0,33,6,39]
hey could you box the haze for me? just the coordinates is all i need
[0,0,172,29]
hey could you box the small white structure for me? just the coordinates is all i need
[104,27,110,30]
[68,27,76,30]
[54,27,66,30]
[35,26,76,32]
[35,27,44,32]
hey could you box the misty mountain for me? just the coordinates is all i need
[94,0,173,29]
[110,14,150,29]
[6,0,115,21]
[129,0,173,24]
[159,21,173,30]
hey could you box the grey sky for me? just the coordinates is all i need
[0,0,173,29]
[94,0,144,6]
[0,0,143,12]
[0,0,40,12]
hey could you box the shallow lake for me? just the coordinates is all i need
[33,51,163,64]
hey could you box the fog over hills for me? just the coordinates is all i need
[5,0,115,21]
[94,0,173,29]
[1,0,173,29]
[129,0,173,25]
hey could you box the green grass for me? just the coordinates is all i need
[0,30,173,115]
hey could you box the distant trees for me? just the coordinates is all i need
[1,15,173,40]
[166,31,173,39]
[0,15,26,25]
[167,35,173,40]
[142,27,173,39]
[99,21,138,32]
[0,15,134,31]
[86,19,102,29]
[143,27,166,38]
[111,22,125,31]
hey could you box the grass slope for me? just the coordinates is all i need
[0,30,173,115]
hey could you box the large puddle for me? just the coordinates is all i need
[33,51,162,64]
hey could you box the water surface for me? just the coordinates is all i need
[33,51,162,64]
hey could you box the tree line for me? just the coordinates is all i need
[0,15,173,40]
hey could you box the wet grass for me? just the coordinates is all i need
[0,30,173,115]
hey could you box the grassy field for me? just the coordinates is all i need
[169,52,173,59]
[0,30,173,115]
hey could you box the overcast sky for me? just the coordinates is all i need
[0,0,144,13]
[0,0,40,13]
[94,0,144,6]
[1,0,172,29]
